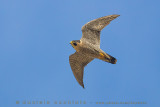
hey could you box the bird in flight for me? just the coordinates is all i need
[69,15,120,88]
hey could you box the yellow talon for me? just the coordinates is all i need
[99,53,105,58]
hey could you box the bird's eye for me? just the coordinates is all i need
[73,43,77,46]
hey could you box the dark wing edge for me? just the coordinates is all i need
[81,15,120,46]
[81,15,120,32]
[69,52,94,88]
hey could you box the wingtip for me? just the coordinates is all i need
[82,84,85,89]
[112,14,120,17]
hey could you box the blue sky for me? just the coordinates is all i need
[0,0,160,107]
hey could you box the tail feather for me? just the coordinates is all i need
[104,53,117,64]
[109,56,117,64]
[98,52,117,64]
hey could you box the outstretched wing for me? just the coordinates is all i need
[69,52,94,88]
[81,15,120,47]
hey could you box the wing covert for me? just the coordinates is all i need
[69,52,94,88]
[81,15,120,47]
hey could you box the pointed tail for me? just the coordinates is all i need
[109,56,117,64]
[99,52,117,64]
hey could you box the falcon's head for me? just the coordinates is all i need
[70,40,81,52]
[70,40,80,47]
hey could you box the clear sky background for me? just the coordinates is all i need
[0,0,160,107]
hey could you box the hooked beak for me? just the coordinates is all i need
[70,41,74,48]
[70,41,73,44]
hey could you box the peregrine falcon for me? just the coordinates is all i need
[69,15,120,88]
